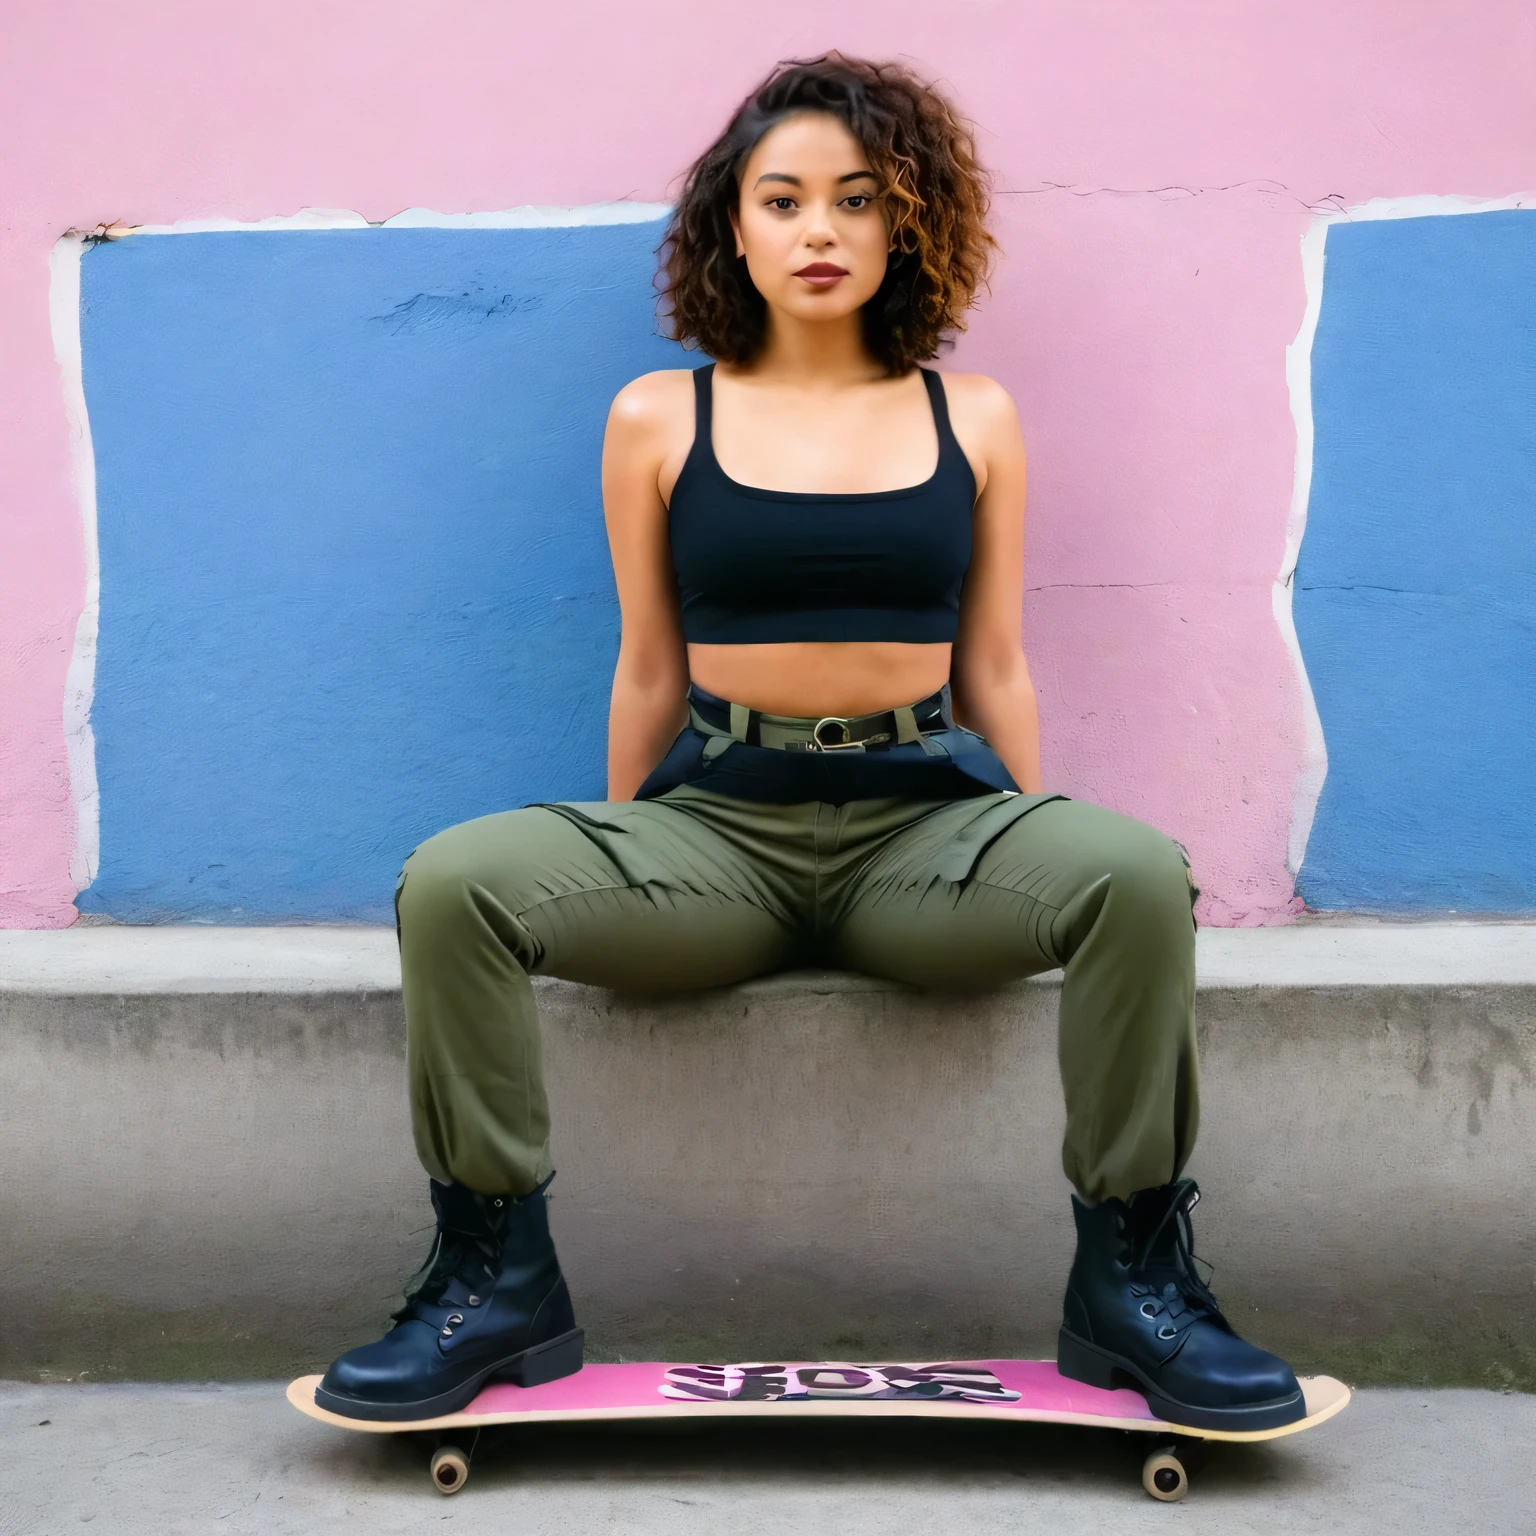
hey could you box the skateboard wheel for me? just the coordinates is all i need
[1141,1445,1188,1502]
[430,1445,470,1496]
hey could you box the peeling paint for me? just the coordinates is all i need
[48,204,674,918]
[1280,192,1535,886]
[1285,195,1536,909]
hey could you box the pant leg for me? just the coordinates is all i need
[828,796,1198,1203]
[397,797,805,1196]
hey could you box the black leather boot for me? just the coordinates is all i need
[316,1173,582,1421]
[1057,1179,1305,1431]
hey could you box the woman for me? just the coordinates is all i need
[316,54,1304,1433]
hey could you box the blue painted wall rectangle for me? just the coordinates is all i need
[1295,209,1535,911]
[78,220,686,921]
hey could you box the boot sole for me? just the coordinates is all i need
[314,1327,584,1423]
[1057,1328,1306,1432]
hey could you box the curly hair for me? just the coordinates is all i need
[660,53,996,376]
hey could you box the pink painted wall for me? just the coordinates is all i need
[3,0,1532,926]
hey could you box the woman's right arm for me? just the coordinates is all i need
[601,372,693,801]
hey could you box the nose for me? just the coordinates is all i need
[802,201,837,249]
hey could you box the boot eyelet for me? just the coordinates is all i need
[446,1313,464,1326]
[441,1327,454,1338]
[493,1199,504,1208]
[467,1295,481,1306]
[1140,1302,1158,1318]
[1157,1326,1176,1340]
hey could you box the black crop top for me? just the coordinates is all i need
[667,364,976,644]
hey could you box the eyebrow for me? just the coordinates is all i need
[753,170,881,188]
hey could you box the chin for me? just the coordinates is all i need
[778,291,872,324]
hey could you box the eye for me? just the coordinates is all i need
[842,195,872,210]
[767,197,796,212]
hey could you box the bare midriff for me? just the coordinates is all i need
[686,640,953,718]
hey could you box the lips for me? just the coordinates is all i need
[793,262,849,287]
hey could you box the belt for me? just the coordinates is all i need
[687,683,955,756]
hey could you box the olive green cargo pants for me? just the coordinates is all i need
[396,787,1198,1206]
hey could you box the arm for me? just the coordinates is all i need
[947,377,1043,794]
[601,373,692,800]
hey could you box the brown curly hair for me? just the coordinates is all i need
[660,53,996,376]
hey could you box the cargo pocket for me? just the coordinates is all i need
[526,798,754,907]
[933,791,1067,884]
[523,802,672,892]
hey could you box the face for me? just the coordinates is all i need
[731,111,890,325]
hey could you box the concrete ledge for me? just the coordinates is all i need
[2,924,1533,1388]
[6,919,1536,991]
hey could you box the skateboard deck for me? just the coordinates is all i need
[288,1358,1350,1501]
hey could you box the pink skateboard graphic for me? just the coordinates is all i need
[661,1361,1021,1403]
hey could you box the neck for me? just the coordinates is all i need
[747,306,882,385]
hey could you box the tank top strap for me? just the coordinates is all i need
[691,362,716,452]
[917,367,961,459]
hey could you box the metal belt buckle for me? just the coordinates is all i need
[812,717,865,752]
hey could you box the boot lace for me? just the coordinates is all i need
[391,1224,499,1325]
[1124,1178,1227,1346]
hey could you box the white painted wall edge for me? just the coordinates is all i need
[48,234,101,890]
[1277,189,1535,881]
[2,922,1533,994]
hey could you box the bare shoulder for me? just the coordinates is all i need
[935,372,1024,495]
[607,368,696,434]
[935,370,1021,438]
[604,370,698,504]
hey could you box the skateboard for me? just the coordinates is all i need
[288,1358,1350,1501]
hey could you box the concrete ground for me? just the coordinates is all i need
[2,1382,1530,1535]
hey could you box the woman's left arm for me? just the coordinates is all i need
[947,375,1043,794]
